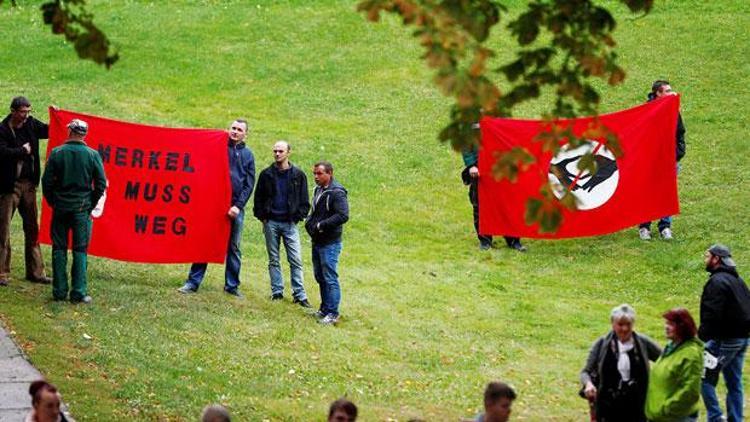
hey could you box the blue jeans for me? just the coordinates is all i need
[185,209,244,292]
[263,220,306,300]
[702,338,748,422]
[312,241,342,317]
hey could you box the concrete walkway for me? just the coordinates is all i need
[0,324,41,419]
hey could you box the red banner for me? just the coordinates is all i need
[40,109,232,263]
[479,95,681,238]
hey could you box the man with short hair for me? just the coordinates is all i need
[41,119,107,304]
[201,404,231,422]
[253,141,311,306]
[305,161,349,325]
[328,398,357,422]
[178,119,255,297]
[470,381,516,422]
[638,80,686,241]
[699,244,750,422]
[0,96,53,285]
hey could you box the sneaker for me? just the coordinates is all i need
[311,310,326,319]
[224,289,244,298]
[319,314,339,325]
[638,228,652,240]
[509,241,527,252]
[177,284,197,294]
[271,293,284,301]
[660,228,673,240]
[71,296,92,305]
[479,242,492,251]
[27,275,52,284]
[293,298,312,308]
[0,279,7,287]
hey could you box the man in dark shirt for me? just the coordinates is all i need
[253,141,311,307]
[0,96,53,285]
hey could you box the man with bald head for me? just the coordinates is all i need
[253,140,311,307]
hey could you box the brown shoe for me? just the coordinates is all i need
[27,276,52,284]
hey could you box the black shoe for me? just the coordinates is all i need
[509,241,527,252]
[479,242,492,251]
[271,293,284,301]
[27,275,52,284]
[224,289,243,298]
[293,298,312,308]
[71,296,92,305]
[0,279,7,287]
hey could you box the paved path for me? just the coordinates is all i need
[0,324,42,420]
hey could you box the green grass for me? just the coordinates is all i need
[1,0,749,420]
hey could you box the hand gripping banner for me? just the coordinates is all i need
[479,95,681,238]
[40,109,232,263]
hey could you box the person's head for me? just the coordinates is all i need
[649,80,676,99]
[228,119,248,144]
[273,141,291,166]
[201,404,231,422]
[66,119,88,140]
[704,244,736,271]
[29,380,61,422]
[610,304,636,342]
[313,161,334,187]
[328,398,357,422]
[663,307,697,344]
[10,96,32,127]
[483,381,516,422]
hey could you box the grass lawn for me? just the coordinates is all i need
[0,0,748,420]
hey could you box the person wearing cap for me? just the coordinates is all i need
[0,96,54,286]
[41,119,107,304]
[699,244,750,422]
[637,80,686,241]
[177,119,255,297]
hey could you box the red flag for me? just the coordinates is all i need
[40,108,232,263]
[479,95,681,238]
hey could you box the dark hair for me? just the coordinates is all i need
[29,380,57,406]
[328,398,357,420]
[648,80,671,101]
[663,307,697,341]
[10,96,31,111]
[233,119,249,132]
[314,161,334,174]
[484,381,517,407]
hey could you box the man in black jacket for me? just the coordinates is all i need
[253,141,311,307]
[0,97,53,285]
[638,80,686,241]
[699,244,749,422]
[305,161,349,325]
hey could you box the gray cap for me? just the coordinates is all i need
[708,244,736,267]
[67,119,88,135]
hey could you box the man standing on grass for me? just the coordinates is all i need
[253,140,311,307]
[42,119,107,304]
[305,161,348,325]
[0,96,54,286]
[699,244,750,422]
[178,119,255,297]
[461,146,526,252]
[638,80,686,241]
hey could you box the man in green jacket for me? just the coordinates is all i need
[41,119,107,304]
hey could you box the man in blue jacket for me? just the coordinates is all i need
[305,161,349,325]
[178,119,255,297]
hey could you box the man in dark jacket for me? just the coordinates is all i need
[699,244,749,422]
[305,161,348,325]
[253,141,311,306]
[41,119,107,304]
[0,96,53,285]
[178,119,255,297]
[638,80,686,241]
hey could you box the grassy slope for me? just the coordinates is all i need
[0,0,748,420]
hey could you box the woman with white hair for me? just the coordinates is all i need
[580,304,662,421]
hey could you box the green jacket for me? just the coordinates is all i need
[42,139,107,213]
[644,337,703,421]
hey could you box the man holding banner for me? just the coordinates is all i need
[178,119,255,297]
[42,119,107,304]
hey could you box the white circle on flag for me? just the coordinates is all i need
[548,142,619,210]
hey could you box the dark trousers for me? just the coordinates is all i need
[468,178,519,247]
[50,210,91,301]
[0,180,46,281]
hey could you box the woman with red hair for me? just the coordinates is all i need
[645,308,703,422]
